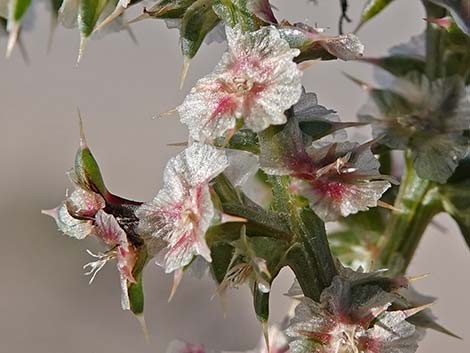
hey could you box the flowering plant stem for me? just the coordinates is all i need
[377,154,442,274]
[269,175,338,301]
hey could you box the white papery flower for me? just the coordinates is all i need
[136,143,229,273]
[178,25,302,142]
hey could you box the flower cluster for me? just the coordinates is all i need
[259,94,394,221]
[39,1,470,352]
[286,268,425,353]
[358,73,470,183]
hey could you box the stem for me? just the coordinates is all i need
[269,176,338,300]
[376,156,441,274]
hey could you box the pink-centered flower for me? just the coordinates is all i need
[178,25,302,142]
[136,143,230,273]
[260,120,393,221]
[43,179,139,310]
[286,271,424,353]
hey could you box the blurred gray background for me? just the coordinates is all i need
[1,1,469,352]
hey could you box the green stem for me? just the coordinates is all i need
[377,156,441,274]
[269,175,338,300]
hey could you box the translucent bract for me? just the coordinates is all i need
[260,119,392,221]
[136,143,229,273]
[178,25,302,142]
[286,271,424,353]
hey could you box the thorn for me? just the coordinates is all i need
[6,23,20,58]
[94,5,126,34]
[154,107,177,119]
[168,270,184,302]
[127,12,150,25]
[297,59,320,71]
[77,108,88,150]
[406,273,430,282]
[77,36,87,65]
[377,200,402,212]
[403,303,434,319]
[41,208,58,218]
[342,72,374,91]
[262,322,270,352]
[167,142,189,147]
[17,37,30,64]
[356,57,382,65]
[135,314,151,343]
[126,25,138,45]
[220,213,247,224]
[353,21,364,34]
[180,58,191,90]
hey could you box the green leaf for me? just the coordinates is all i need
[128,248,148,315]
[212,0,260,31]
[180,0,220,59]
[216,129,260,154]
[74,137,108,198]
[356,0,395,31]
[8,0,32,23]
[142,0,196,19]
[299,120,366,141]
[79,0,109,37]
[209,242,236,284]
[253,284,269,323]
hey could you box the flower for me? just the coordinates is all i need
[136,143,229,273]
[42,124,163,313]
[358,73,470,183]
[43,181,141,310]
[178,25,302,142]
[260,118,393,221]
[286,271,425,353]
[278,23,364,62]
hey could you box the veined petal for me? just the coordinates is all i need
[137,144,228,273]
[178,25,302,141]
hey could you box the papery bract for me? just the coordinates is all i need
[260,118,392,221]
[286,270,423,353]
[136,143,229,273]
[178,25,302,142]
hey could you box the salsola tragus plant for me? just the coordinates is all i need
[2,0,468,352]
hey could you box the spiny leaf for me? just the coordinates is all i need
[180,0,220,60]
[356,0,395,32]
[5,0,32,57]
[79,0,109,37]
[212,0,261,31]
